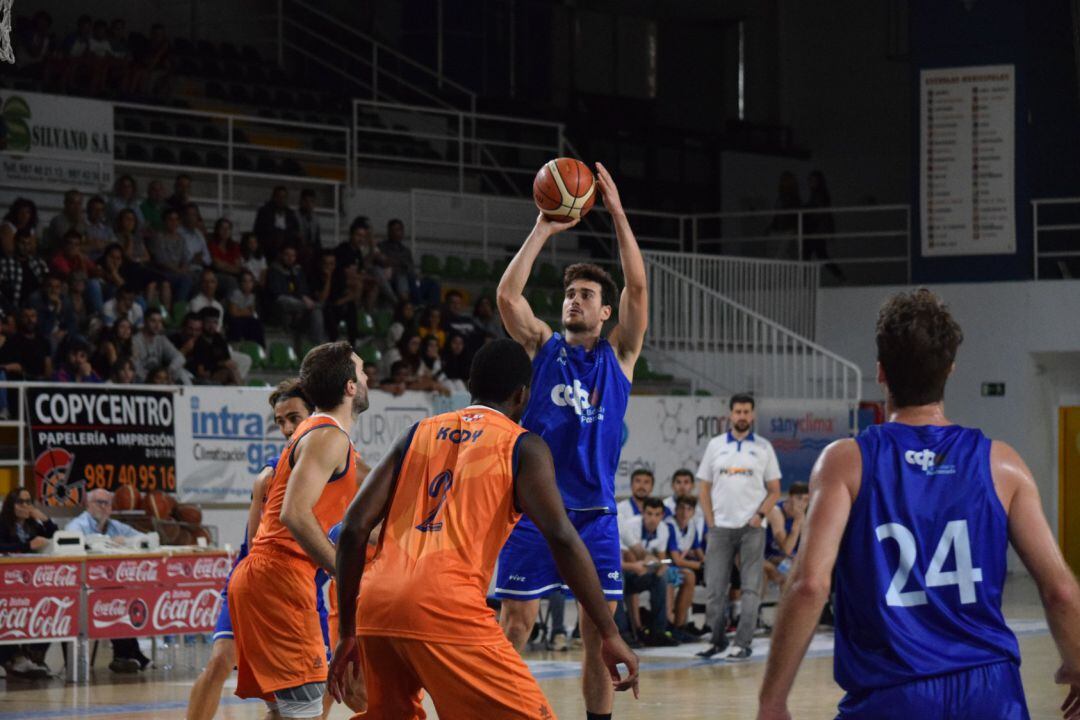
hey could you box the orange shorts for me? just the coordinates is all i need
[230,551,328,699]
[351,634,556,720]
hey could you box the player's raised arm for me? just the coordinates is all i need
[497,214,577,355]
[757,439,860,720]
[514,432,640,697]
[280,428,351,574]
[597,162,648,378]
[992,441,1080,709]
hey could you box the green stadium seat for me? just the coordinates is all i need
[538,262,560,286]
[468,258,491,280]
[235,341,266,370]
[357,343,381,365]
[372,308,393,336]
[526,289,551,316]
[168,301,188,328]
[695,389,713,397]
[357,311,375,336]
[247,379,270,387]
[443,256,467,279]
[420,254,441,277]
[267,341,298,370]
[671,389,689,396]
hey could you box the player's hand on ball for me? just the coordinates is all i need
[328,636,367,712]
[600,633,639,698]
[534,212,581,235]
[594,162,624,216]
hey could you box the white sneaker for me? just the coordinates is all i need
[0,664,7,678]
[10,656,40,675]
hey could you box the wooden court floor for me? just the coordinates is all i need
[0,576,1071,719]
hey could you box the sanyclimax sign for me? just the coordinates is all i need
[0,90,114,187]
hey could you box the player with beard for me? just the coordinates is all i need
[495,163,647,720]
[228,341,370,719]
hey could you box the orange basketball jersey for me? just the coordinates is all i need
[356,406,529,645]
[251,414,360,563]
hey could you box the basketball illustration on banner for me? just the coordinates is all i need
[35,448,82,507]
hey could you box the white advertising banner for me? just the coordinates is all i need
[920,65,1015,256]
[1,90,114,187]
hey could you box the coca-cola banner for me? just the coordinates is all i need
[28,386,179,507]
[0,560,81,592]
[88,585,222,639]
[0,591,79,641]
[161,553,231,586]
[86,557,162,589]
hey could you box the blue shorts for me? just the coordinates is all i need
[212,588,233,641]
[495,510,623,601]
[838,661,1029,720]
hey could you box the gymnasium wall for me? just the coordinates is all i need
[817,281,1080,569]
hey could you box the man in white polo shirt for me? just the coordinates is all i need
[695,393,781,661]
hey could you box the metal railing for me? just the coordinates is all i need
[643,250,820,339]
[645,260,861,402]
[1033,198,1080,279]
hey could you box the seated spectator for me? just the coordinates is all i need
[132,307,190,383]
[114,210,166,309]
[131,22,171,97]
[101,286,143,328]
[253,186,300,261]
[92,317,135,377]
[620,497,676,646]
[189,268,224,318]
[14,11,53,77]
[314,252,359,345]
[51,231,104,314]
[663,468,706,526]
[52,337,102,383]
[191,307,240,385]
[443,290,479,349]
[84,196,114,260]
[149,208,195,302]
[617,469,655,520]
[379,218,417,301]
[28,273,78,349]
[2,197,39,239]
[473,295,505,342]
[239,232,267,287]
[0,225,26,314]
[66,274,93,338]
[66,488,151,673]
[15,230,48,299]
[763,482,808,588]
[441,333,470,389]
[297,188,321,267]
[226,270,264,346]
[335,216,394,309]
[146,365,171,384]
[267,245,325,350]
[378,360,409,396]
[382,332,418,380]
[665,496,703,638]
[0,307,53,380]
[0,488,56,677]
[44,189,85,255]
[207,218,242,297]
[417,335,453,395]
[362,361,380,387]
[166,174,192,214]
[178,203,211,273]
[109,357,136,384]
[171,312,202,370]
[417,306,445,348]
[98,242,129,302]
[107,175,145,231]
[388,299,418,345]
[140,180,167,233]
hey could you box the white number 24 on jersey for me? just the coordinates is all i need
[875,520,984,607]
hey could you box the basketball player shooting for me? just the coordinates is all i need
[757,290,1080,720]
[495,162,648,720]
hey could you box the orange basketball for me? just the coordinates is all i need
[157,521,181,545]
[113,484,141,511]
[174,528,194,546]
[533,158,597,222]
[192,526,213,545]
[174,503,202,525]
[144,490,172,519]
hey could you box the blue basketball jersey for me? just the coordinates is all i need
[521,332,631,511]
[834,423,1020,693]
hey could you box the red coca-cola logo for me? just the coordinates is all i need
[87,565,114,582]
[3,569,30,586]
[0,596,76,639]
[165,559,192,579]
[152,589,220,631]
[32,564,79,588]
[116,560,159,584]
[91,597,149,631]
[192,557,230,581]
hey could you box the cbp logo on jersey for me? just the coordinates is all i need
[550,380,604,422]
[904,449,955,475]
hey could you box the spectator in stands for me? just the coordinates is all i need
[441,333,470,389]
[50,230,104,314]
[28,273,78,349]
[166,174,192,214]
[189,268,224,319]
[388,299,418,345]
[379,218,417,301]
[141,180,167,232]
[52,337,102,383]
[253,186,300,261]
[14,11,53,77]
[239,232,267,287]
[664,468,706,526]
[0,307,52,381]
[109,357,137,384]
[763,482,809,589]
[314,251,358,345]
[44,190,85,254]
[55,15,93,91]
[207,218,242,296]
[114,209,166,310]
[267,244,325,349]
[92,317,134,377]
[2,198,39,238]
[802,170,844,279]
[297,188,321,261]
[107,18,135,95]
[101,285,143,328]
[66,274,93,339]
[98,242,128,302]
[16,230,48,299]
[191,307,240,385]
[417,306,445,348]
[172,312,202,370]
[696,393,781,661]
[133,22,171,97]
[378,360,409,396]
[0,488,56,677]
[472,295,505,341]
[620,497,676,646]
[107,175,145,230]
[335,217,393,309]
[0,225,25,315]
[146,366,171,384]
[132,307,189,383]
[442,290,479,348]
[179,203,211,273]
[667,496,706,637]
[768,171,801,236]
[226,270,264,346]
[66,488,151,673]
[85,19,118,95]
[617,468,656,520]
[149,208,195,302]
[417,335,452,395]
[362,361,380,385]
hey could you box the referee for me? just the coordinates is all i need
[695,393,781,661]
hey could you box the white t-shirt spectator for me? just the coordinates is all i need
[666,516,705,555]
[101,299,144,328]
[616,497,642,523]
[189,294,224,319]
[663,495,704,524]
[696,431,782,529]
[619,515,671,556]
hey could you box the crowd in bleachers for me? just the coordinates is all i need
[0,173,512,410]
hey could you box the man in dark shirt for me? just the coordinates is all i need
[0,307,54,380]
[379,218,416,301]
[442,290,480,353]
[267,245,324,351]
[253,186,300,262]
[191,307,239,385]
